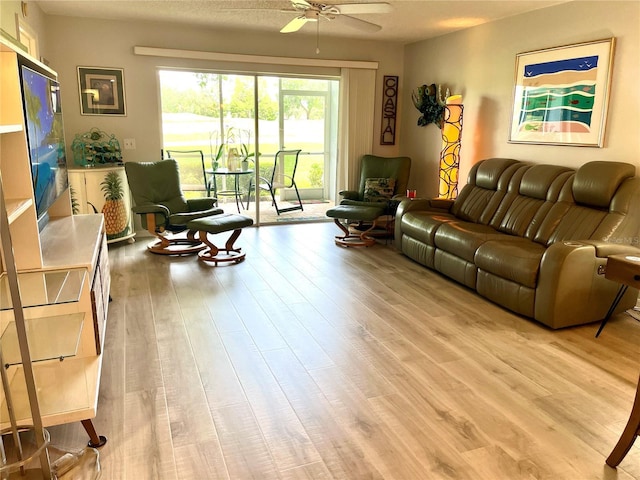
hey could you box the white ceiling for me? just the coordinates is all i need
[35,0,570,44]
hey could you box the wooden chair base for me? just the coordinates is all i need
[333,219,378,247]
[197,228,247,265]
[606,373,640,467]
[146,230,205,255]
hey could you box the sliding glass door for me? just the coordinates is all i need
[159,69,338,224]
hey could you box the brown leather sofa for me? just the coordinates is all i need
[395,158,640,328]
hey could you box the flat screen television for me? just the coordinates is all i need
[18,58,69,231]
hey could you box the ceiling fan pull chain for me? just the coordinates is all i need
[316,19,320,54]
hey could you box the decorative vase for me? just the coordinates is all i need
[227,147,239,171]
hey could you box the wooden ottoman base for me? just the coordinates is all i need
[326,205,385,248]
[187,214,254,265]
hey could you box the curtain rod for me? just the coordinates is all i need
[133,46,378,70]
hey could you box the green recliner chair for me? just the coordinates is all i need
[326,154,411,247]
[125,159,223,255]
[339,154,412,212]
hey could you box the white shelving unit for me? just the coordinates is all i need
[0,38,110,468]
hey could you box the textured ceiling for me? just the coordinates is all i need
[35,0,569,44]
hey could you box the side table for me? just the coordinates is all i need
[596,254,640,467]
[595,254,640,337]
[206,168,253,213]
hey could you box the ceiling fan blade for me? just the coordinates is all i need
[291,0,312,8]
[336,2,393,14]
[337,14,382,32]
[280,16,309,33]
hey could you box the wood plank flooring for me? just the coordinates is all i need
[48,222,640,479]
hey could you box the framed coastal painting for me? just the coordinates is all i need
[508,38,615,147]
[77,66,126,116]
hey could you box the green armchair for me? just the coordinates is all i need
[339,154,411,213]
[326,154,411,247]
[124,159,223,255]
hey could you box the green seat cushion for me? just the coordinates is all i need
[187,214,254,234]
[326,205,385,221]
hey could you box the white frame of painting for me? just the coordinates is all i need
[508,38,615,147]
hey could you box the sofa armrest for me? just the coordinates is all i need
[535,241,638,328]
[427,198,455,211]
[576,240,640,258]
[395,197,453,220]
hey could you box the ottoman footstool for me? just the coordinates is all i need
[325,204,385,247]
[187,214,254,265]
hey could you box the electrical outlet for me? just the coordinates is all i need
[123,138,136,150]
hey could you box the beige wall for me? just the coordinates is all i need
[42,15,404,165]
[5,1,639,200]
[402,1,640,197]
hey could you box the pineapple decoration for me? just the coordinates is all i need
[100,171,128,239]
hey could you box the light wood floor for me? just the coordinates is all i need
[49,222,640,479]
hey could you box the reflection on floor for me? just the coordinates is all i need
[215,198,335,224]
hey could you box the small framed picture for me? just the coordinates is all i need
[508,38,615,147]
[77,66,126,116]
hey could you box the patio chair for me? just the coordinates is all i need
[165,149,213,196]
[248,149,303,215]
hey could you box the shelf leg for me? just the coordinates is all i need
[81,420,107,448]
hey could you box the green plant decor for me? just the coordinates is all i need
[411,83,450,128]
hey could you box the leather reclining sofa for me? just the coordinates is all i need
[394,158,640,329]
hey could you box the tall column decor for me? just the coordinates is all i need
[439,95,464,199]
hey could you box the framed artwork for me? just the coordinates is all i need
[77,66,126,116]
[509,38,615,147]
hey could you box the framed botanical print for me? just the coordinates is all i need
[78,66,126,116]
[509,38,615,147]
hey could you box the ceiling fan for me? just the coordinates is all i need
[279,1,393,34]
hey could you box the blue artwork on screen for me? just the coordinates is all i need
[20,64,68,222]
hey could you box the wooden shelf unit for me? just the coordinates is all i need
[0,38,110,448]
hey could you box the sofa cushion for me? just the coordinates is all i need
[493,167,574,239]
[434,221,508,263]
[475,239,546,288]
[401,211,457,245]
[451,159,523,224]
[573,161,635,208]
[520,164,573,200]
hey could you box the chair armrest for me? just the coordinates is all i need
[171,208,224,226]
[339,190,360,201]
[187,198,217,211]
[132,204,170,217]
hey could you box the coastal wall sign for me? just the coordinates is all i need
[380,75,398,145]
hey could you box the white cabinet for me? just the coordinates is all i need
[69,165,135,244]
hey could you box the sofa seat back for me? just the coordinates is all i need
[540,162,638,245]
[451,158,521,224]
[491,165,574,240]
